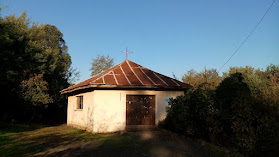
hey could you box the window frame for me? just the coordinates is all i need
[76,96,83,110]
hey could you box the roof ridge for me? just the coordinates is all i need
[126,60,144,85]
[61,60,127,92]
[153,71,186,85]
[91,61,125,84]
[128,60,185,84]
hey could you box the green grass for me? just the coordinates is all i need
[0,124,147,157]
[0,124,44,156]
[0,124,230,157]
[0,123,44,134]
[66,127,147,150]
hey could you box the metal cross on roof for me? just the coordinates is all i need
[121,47,133,60]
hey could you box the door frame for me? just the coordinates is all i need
[126,94,156,126]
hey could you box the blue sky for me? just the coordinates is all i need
[1,0,278,82]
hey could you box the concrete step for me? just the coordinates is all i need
[125,125,158,131]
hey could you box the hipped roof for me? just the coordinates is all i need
[61,60,190,94]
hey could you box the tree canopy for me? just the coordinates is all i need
[223,65,279,106]
[161,65,279,156]
[0,10,75,123]
[182,68,222,89]
[90,55,114,76]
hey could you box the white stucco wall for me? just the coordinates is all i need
[67,90,183,133]
[67,91,94,132]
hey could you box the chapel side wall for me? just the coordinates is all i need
[92,90,124,133]
[67,91,94,132]
[155,91,184,124]
[92,90,184,133]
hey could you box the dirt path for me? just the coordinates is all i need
[127,130,205,157]
[1,124,208,157]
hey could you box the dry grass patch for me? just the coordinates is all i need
[0,124,221,157]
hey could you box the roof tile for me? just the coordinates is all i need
[61,60,190,93]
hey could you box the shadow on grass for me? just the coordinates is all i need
[39,133,146,157]
[0,124,207,157]
[0,123,44,134]
[0,125,144,156]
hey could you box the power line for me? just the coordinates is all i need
[217,0,276,72]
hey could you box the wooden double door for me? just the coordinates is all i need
[126,95,155,125]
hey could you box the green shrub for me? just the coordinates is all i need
[161,72,279,156]
[162,84,215,140]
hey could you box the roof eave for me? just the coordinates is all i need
[60,84,190,94]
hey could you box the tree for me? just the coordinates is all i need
[182,68,221,90]
[90,55,114,76]
[0,10,75,123]
[0,10,35,121]
[20,73,53,107]
[223,65,279,107]
[159,86,215,139]
[161,68,279,156]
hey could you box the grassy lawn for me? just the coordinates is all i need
[0,124,231,157]
[0,124,149,156]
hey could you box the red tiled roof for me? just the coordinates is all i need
[61,60,190,94]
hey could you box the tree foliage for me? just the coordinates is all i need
[20,73,53,107]
[223,65,279,107]
[182,68,222,90]
[0,10,75,123]
[90,55,114,76]
[215,73,256,153]
[160,66,279,156]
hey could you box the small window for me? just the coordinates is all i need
[76,96,83,109]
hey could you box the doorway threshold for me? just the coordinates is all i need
[125,125,157,131]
